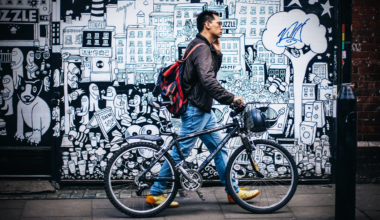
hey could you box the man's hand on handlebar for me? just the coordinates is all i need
[233,96,244,108]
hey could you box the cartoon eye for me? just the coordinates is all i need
[33,86,37,93]
[3,78,10,84]
[21,86,25,90]
[92,86,98,90]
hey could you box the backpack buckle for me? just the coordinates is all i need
[169,95,174,105]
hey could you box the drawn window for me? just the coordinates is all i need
[265,58,269,63]
[146,31,152,38]
[250,28,256,36]
[233,57,237,63]
[250,17,257,25]
[227,43,231,49]
[278,58,283,63]
[259,17,265,25]
[94,40,100,46]
[146,56,152,62]
[103,40,109,46]
[158,43,161,48]
[240,17,246,25]
[222,43,225,49]
[166,49,170,55]
[146,48,152,54]
[146,40,152,47]
[159,18,162,23]
[270,58,275,63]
[155,18,158,23]
[239,28,246,35]
[253,77,257,82]
[259,28,264,36]
[259,47,263,51]
[75,34,82,44]
[86,33,92,39]
[118,56,123,63]
[103,33,109,39]
[138,56,144,62]
[265,53,269,57]
[177,20,182,27]
[129,41,135,47]
[129,31,135,38]
[137,31,143,38]
[233,43,237,49]
[137,41,143,47]
[94,33,100,39]
[184,11,189,18]
[270,53,275,57]
[86,39,91,45]
[130,56,135,62]
[253,66,257,71]
[239,6,247,14]
[269,6,274,15]
[227,57,231,63]
[164,32,167,37]
[176,11,181,18]
[65,35,73,45]
[138,48,143,54]
[177,30,182,37]
[130,48,135,54]
[250,6,256,15]
[193,12,198,18]
[223,57,226,63]
[159,32,163,38]
[118,48,123,54]
[118,40,123,46]
[260,6,265,15]
[260,71,263,75]
[253,71,257,75]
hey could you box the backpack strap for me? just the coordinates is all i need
[181,43,207,61]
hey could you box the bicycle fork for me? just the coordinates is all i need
[241,133,265,179]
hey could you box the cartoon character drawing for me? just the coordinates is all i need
[11,48,24,89]
[52,106,60,122]
[14,77,51,145]
[77,95,89,124]
[53,122,60,137]
[114,94,125,120]
[53,69,60,87]
[122,94,129,111]
[44,76,50,92]
[25,51,38,79]
[1,75,14,115]
[68,106,75,130]
[67,63,80,89]
[89,83,100,112]
[101,86,116,113]
[129,95,141,114]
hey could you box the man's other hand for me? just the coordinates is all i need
[233,96,244,107]
[212,39,222,54]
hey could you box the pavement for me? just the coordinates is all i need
[0,184,379,220]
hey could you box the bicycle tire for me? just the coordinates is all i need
[104,142,179,217]
[225,139,298,213]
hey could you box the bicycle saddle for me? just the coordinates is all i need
[148,100,172,109]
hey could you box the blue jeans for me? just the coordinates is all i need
[150,105,239,195]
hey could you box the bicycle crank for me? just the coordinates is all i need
[180,169,203,192]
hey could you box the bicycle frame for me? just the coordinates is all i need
[139,106,256,182]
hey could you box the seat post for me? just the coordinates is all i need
[160,107,176,134]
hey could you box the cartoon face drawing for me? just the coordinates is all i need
[11,48,23,69]
[2,75,14,100]
[17,77,42,105]
[89,84,99,100]
[44,76,50,92]
[26,51,35,65]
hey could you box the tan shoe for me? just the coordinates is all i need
[228,189,260,204]
[146,194,179,208]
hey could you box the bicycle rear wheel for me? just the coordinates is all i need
[226,139,298,213]
[104,142,179,217]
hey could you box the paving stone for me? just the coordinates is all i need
[0,200,26,208]
[83,190,96,199]
[363,210,380,220]
[368,141,380,147]
[358,141,369,147]
[356,196,380,211]
[22,200,91,217]
[21,194,35,200]
[33,194,47,199]
[95,192,107,199]
[92,199,115,209]
[165,210,224,220]
[286,193,335,207]
[58,193,72,199]
[220,203,294,219]
[119,191,131,198]
[92,207,165,219]
[71,191,85,199]
[0,208,23,219]
[290,206,334,219]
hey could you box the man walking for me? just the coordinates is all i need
[147,10,259,207]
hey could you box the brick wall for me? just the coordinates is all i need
[352,0,380,141]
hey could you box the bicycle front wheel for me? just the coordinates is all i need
[104,142,179,217]
[226,139,298,213]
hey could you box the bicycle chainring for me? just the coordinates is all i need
[180,170,203,191]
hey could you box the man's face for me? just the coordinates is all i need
[207,14,224,38]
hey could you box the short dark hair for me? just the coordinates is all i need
[196,10,219,33]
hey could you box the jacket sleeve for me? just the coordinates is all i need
[217,53,223,71]
[193,45,234,105]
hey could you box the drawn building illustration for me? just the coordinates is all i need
[0,0,339,183]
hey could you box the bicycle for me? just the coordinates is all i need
[104,100,298,217]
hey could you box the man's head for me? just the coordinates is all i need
[197,10,223,39]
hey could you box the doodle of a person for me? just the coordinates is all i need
[25,51,38,79]
[67,63,79,89]
[122,94,130,111]
[44,76,50,92]
[1,75,14,115]
[52,106,60,122]
[53,69,60,87]
[53,122,60,137]
[77,95,89,124]
[113,95,124,120]
[101,86,117,113]
[89,83,100,112]
[247,47,254,64]
[141,100,148,114]
[68,106,76,130]
[129,95,141,114]
[11,48,24,89]
[140,73,147,85]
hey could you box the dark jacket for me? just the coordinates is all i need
[182,33,234,113]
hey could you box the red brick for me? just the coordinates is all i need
[369,51,375,58]
[359,126,369,133]
[358,133,363,141]
[361,44,377,51]
[358,52,370,58]
[363,134,380,141]
[363,103,380,111]
[352,52,359,58]
[358,111,369,118]
[353,6,361,13]
[353,21,360,28]
[363,120,380,126]
[353,14,366,21]
[368,82,376,88]
[370,6,377,13]
[370,21,377,29]
[353,0,365,6]
[357,96,375,103]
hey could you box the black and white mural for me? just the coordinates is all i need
[0,0,337,181]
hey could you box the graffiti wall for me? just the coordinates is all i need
[0,0,338,181]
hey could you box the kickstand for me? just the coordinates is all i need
[196,190,205,201]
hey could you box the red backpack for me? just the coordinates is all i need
[154,43,206,117]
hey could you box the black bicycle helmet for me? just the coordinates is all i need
[243,105,267,132]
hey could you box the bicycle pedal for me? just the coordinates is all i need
[196,190,205,201]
